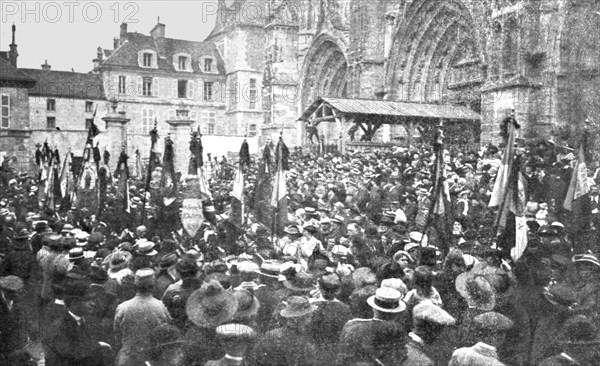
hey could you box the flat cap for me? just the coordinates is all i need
[473,312,514,332]
[413,300,455,326]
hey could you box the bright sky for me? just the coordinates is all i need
[0,0,220,72]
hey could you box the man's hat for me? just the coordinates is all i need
[413,300,455,325]
[75,231,89,246]
[186,280,238,328]
[108,252,129,273]
[159,253,178,270]
[62,237,76,249]
[69,247,84,261]
[543,282,579,309]
[283,225,301,236]
[473,312,514,332]
[176,258,199,277]
[215,323,257,342]
[137,241,158,256]
[380,278,408,298]
[283,271,316,292]
[572,254,600,268]
[367,287,406,313]
[46,234,64,248]
[232,289,260,319]
[14,228,30,240]
[0,276,24,292]
[331,215,345,224]
[61,224,74,235]
[280,296,317,318]
[237,261,260,275]
[134,268,156,287]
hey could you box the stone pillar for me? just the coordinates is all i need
[166,119,193,175]
[102,111,130,171]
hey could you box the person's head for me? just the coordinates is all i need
[318,273,341,300]
[472,311,514,348]
[413,266,433,294]
[237,261,259,283]
[367,286,406,321]
[0,275,24,302]
[412,300,455,344]
[147,324,185,366]
[134,268,156,294]
[62,279,95,317]
[280,296,317,329]
[216,323,257,358]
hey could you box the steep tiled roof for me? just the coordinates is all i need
[100,32,226,74]
[0,57,36,85]
[21,68,105,100]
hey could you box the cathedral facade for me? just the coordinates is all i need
[213,0,599,147]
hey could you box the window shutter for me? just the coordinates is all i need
[138,77,143,97]
[173,80,178,99]
[152,78,159,97]
[187,80,194,99]
[138,51,143,67]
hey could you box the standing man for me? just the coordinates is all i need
[114,268,172,366]
[0,276,28,363]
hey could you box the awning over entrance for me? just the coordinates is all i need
[299,97,481,122]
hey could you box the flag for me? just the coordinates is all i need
[230,164,245,226]
[430,127,453,253]
[563,135,591,235]
[489,116,527,259]
[134,149,143,179]
[44,152,56,210]
[160,135,177,207]
[59,150,74,200]
[239,138,250,168]
[270,136,289,235]
[115,150,131,214]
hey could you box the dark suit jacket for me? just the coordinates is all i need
[42,313,106,366]
[403,339,434,366]
[0,298,28,356]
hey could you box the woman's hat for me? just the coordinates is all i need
[232,289,260,319]
[367,287,406,313]
[186,280,238,328]
[159,253,178,270]
[0,275,24,292]
[109,252,129,272]
[284,225,301,236]
[393,250,415,264]
[280,296,317,318]
[283,271,316,292]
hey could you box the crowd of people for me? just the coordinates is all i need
[1,137,599,366]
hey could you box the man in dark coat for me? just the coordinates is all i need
[248,296,318,366]
[403,300,456,366]
[253,261,286,333]
[0,276,28,363]
[306,273,353,365]
[336,287,407,366]
[42,278,111,366]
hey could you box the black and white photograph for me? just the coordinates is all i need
[1,0,599,365]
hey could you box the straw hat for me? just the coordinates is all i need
[366,287,406,313]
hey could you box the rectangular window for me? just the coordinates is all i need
[47,98,56,111]
[143,77,153,96]
[178,56,187,70]
[204,58,213,72]
[249,124,257,137]
[46,116,56,129]
[176,109,189,118]
[178,80,188,98]
[203,82,214,101]
[118,76,126,94]
[249,78,257,109]
[142,109,154,134]
[143,53,153,67]
[1,94,9,128]
[85,118,94,130]
[85,101,93,113]
[208,123,215,135]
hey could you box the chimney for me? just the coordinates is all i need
[150,18,165,40]
[93,46,104,69]
[113,37,119,50]
[9,23,18,67]
[120,23,128,38]
[41,60,51,71]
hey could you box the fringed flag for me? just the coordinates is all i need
[488,116,528,261]
[254,140,275,227]
[430,125,453,254]
[161,135,177,207]
[270,136,289,235]
[564,133,591,236]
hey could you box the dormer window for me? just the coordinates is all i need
[173,53,192,72]
[201,56,216,73]
[138,50,157,68]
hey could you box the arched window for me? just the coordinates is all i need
[503,18,518,75]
